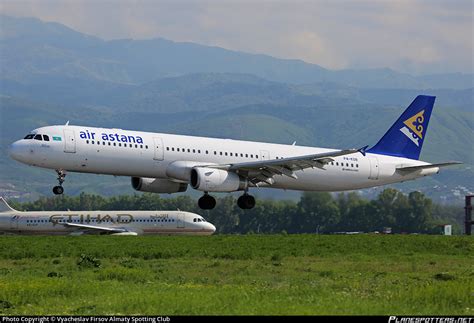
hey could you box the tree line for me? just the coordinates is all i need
[12,189,464,234]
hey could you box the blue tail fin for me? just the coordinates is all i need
[367,95,435,160]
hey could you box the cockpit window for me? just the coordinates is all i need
[24,134,34,139]
[34,134,43,141]
[43,135,50,141]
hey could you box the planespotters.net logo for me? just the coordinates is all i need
[389,317,473,323]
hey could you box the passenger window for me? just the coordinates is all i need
[188,149,191,153]
[206,150,209,154]
[118,143,122,147]
[225,152,228,156]
[103,142,106,145]
[43,135,50,141]
[113,142,116,146]
[91,141,95,144]
[250,154,253,158]
[145,145,148,149]
[193,218,196,222]
[177,148,180,152]
[108,142,111,146]
[24,134,34,139]
[198,150,201,153]
[230,153,233,156]
[86,140,89,144]
[34,134,43,141]
[135,144,138,148]
[336,162,339,166]
[240,153,243,157]
[256,155,259,159]
[166,147,170,151]
[140,145,143,149]
[193,149,196,153]
[220,152,223,156]
[245,154,248,158]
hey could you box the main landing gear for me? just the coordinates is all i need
[237,193,255,209]
[52,169,66,195]
[198,193,216,210]
[197,192,256,210]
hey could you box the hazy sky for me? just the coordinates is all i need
[1,0,472,74]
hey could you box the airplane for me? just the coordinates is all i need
[0,197,216,235]
[8,95,461,210]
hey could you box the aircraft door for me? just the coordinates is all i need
[10,215,19,230]
[63,129,76,153]
[153,137,164,161]
[177,213,185,228]
[368,157,379,180]
[260,150,270,160]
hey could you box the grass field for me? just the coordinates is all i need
[0,234,472,315]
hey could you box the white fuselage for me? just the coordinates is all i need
[8,125,438,192]
[0,209,215,235]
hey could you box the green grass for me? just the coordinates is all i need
[0,235,472,315]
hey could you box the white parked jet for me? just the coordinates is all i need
[8,95,460,210]
[0,197,215,235]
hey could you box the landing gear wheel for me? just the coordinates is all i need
[53,169,66,196]
[198,194,216,210]
[238,194,256,209]
[52,186,64,195]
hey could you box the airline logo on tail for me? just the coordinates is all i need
[399,110,425,147]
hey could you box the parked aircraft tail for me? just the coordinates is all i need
[367,95,435,160]
[0,197,17,213]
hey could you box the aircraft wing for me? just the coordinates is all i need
[396,161,462,173]
[61,222,131,234]
[210,148,360,186]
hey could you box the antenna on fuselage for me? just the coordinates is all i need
[65,121,70,126]
[292,141,296,146]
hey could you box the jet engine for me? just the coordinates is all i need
[190,167,247,192]
[131,177,188,193]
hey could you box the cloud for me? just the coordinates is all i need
[0,0,472,73]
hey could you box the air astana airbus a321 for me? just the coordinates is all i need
[8,96,461,210]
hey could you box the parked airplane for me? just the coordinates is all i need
[0,197,215,235]
[8,95,460,210]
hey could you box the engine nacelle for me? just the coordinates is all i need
[131,177,187,194]
[190,167,247,192]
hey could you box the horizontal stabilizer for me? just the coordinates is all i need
[396,161,462,172]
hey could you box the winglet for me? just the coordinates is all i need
[0,197,18,213]
[358,145,369,157]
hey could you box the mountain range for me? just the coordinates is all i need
[0,15,472,202]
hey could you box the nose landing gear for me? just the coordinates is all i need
[52,170,66,195]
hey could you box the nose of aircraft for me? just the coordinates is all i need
[207,222,216,234]
[8,140,27,162]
